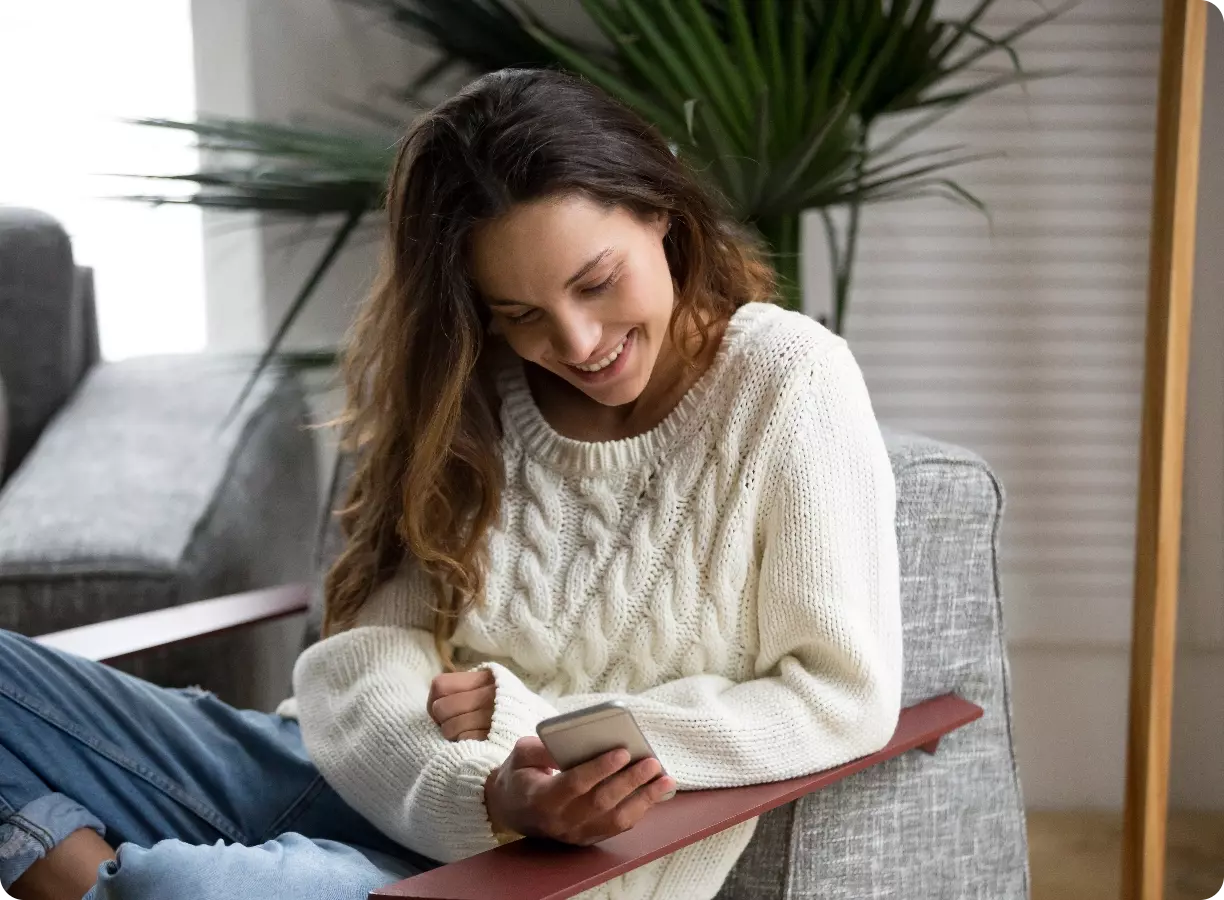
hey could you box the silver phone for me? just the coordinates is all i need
[536,700,676,800]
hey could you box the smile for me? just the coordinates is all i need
[566,329,636,382]
[573,336,628,372]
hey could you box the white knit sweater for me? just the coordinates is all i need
[290,302,903,900]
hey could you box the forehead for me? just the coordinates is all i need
[468,195,639,300]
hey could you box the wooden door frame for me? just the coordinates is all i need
[1120,1,1209,898]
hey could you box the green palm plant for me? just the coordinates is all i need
[529,0,1069,324]
[122,0,1066,405]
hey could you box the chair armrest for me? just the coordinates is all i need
[32,584,310,663]
[371,694,982,900]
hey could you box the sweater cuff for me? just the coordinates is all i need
[477,661,559,753]
[446,748,509,859]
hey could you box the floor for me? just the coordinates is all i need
[1028,810,1224,900]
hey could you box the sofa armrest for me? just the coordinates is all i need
[34,583,310,663]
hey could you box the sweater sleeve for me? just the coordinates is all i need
[480,341,904,789]
[291,569,553,862]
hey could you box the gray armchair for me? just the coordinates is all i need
[0,206,320,707]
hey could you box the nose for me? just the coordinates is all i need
[550,306,603,367]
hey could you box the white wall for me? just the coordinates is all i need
[191,0,417,354]
[189,0,1224,802]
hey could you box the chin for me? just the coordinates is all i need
[579,378,646,408]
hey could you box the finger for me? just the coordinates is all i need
[508,736,560,772]
[440,709,494,741]
[431,669,495,697]
[569,762,667,845]
[431,685,496,724]
[585,757,661,818]
[559,748,632,798]
[454,729,490,742]
[649,773,678,802]
[601,773,675,835]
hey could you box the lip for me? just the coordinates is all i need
[566,329,635,384]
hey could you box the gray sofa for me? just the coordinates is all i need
[0,207,320,707]
[309,436,1030,897]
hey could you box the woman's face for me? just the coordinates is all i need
[469,193,674,408]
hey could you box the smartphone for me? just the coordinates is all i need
[536,700,676,801]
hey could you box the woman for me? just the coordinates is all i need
[0,69,901,900]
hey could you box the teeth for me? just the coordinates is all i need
[575,335,627,372]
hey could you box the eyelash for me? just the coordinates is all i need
[504,271,620,324]
[581,271,619,296]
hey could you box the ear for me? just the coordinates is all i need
[652,210,671,238]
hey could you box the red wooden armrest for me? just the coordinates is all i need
[372,693,981,900]
[33,584,311,663]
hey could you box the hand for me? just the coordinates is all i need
[483,736,677,846]
[428,669,496,741]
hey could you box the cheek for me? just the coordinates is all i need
[618,268,674,326]
[504,331,546,364]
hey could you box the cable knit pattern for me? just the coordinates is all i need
[291,302,903,900]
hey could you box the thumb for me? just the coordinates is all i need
[508,735,559,772]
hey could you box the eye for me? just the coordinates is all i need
[506,308,541,324]
[581,269,621,296]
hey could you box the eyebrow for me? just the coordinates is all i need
[564,247,614,288]
[485,247,614,309]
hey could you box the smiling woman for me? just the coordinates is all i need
[292,68,901,897]
[0,1,204,360]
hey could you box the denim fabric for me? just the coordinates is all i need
[0,630,440,898]
[85,835,423,900]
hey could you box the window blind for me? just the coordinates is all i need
[805,0,1163,647]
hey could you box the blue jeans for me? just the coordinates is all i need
[0,630,441,899]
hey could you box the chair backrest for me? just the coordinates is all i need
[0,207,100,480]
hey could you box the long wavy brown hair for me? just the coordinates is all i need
[323,69,775,669]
